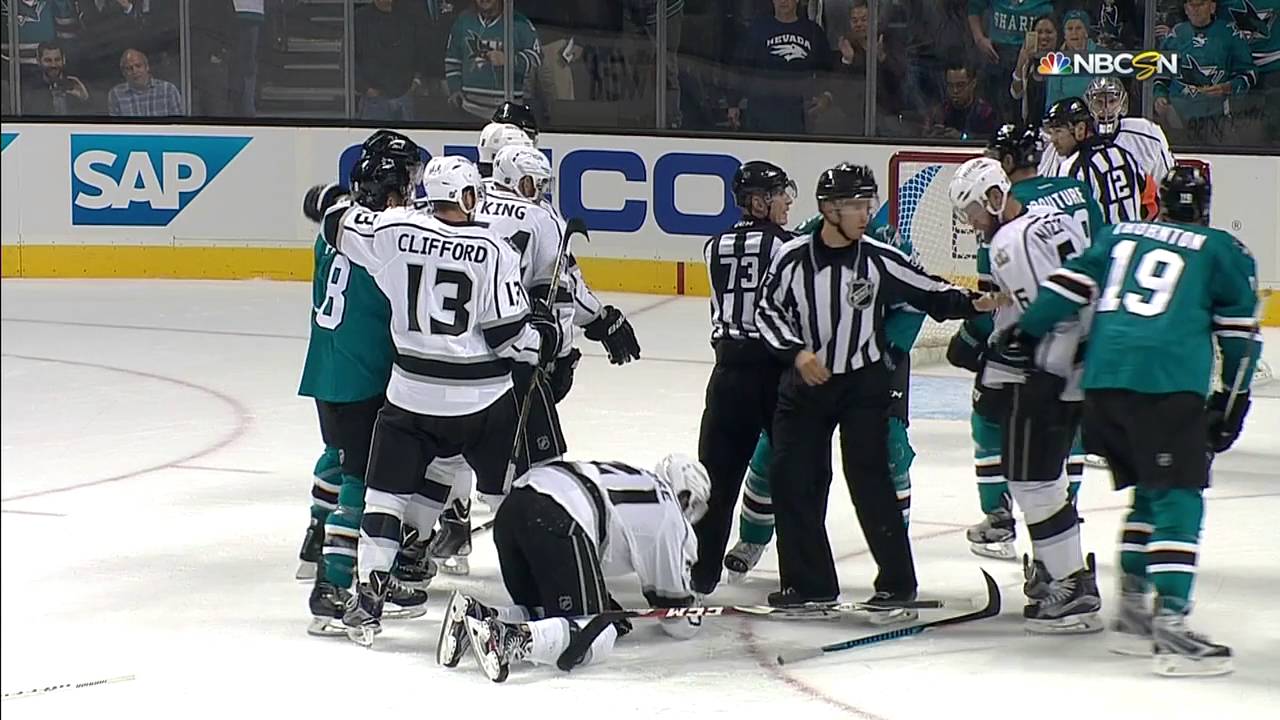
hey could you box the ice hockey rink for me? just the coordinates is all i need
[2,279,1277,719]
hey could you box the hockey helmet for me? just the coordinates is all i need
[655,454,711,525]
[494,145,553,199]
[815,163,878,203]
[492,101,539,144]
[732,160,797,210]
[1085,77,1129,136]
[949,157,1011,218]
[424,155,485,215]
[352,154,418,211]
[1159,165,1211,225]
[1043,97,1093,130]
[985,123,1043,171]
[478,123,535,167]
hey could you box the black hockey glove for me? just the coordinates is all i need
[549,347,582,404]
[986,326,1036,373]
[584,305,640,365]
[882,345,908,372]
[529,298,562,368]
[302,183,349,222]
[946,323,987,373]
[1206,390,1251,453]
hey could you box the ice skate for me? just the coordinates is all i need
[767,587,837,610]
[864,590,919,626]
[296,516,323,580]
[342,571,388,647]
[723,541,767,583]
[1152,609,1232,677]
[1023,555,1102,634]
[1084,453,1108,469]
[393,540,438,588]
[464,615,532,683]
[436,589,497,668]
[1022,554,1052,604]
[383,574,428,620]
[429,499,472,576]
[967,508,1017,561]
[307,580,353,637]
[1108,575,1152,657]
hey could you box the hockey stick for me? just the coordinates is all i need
[507,217,589,485]
[774,569,1002,665]
[2,674,135,701]
[609,597,949,622]
[469,517,496,536]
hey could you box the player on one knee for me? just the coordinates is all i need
[952,124,1103,560]
[1012,166,1260,676]
[949,157,1102,634]
[436,455,710,682]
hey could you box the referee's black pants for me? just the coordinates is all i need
[770,362,917,599]
[693,339,783,592]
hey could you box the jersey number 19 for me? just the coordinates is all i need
[1098,240,1184,318]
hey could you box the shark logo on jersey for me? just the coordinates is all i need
[767,33,812,62]
[71,134,251,226]
[1229,0,1274,41]
[1176,56,1225,94]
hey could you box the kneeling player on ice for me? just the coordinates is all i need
[437,455,710,683]
[948,157,1103,634]
[1010,166,1261,677]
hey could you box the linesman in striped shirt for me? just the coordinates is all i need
[756,163,1001,610]
[693,160,796,595]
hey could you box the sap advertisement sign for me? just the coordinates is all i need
[337,144,739,237]
[71,135,251,226]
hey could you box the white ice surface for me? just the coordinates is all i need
[1,280,1277,720]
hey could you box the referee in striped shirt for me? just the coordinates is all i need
[756,163,1001,608]
[1044,97,1147,224]
[693,160,796,594]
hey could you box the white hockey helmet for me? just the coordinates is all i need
[423,155,485,214]
[949,157,1011,219]
[494,145,553,199]
[477,122,534,165]
[654,454,711,525]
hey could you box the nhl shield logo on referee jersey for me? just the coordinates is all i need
[847,279,874,310]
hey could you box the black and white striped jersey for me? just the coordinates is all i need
[514,460,697,606]
[756,233,979,374]
[324,201,544,417]
[1058,136,1145,224]
[704,219,792,343]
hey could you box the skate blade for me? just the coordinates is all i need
[866,608,919,627]
[440,557,470,576]
[1153,653,1233,678]
[345,624,380,647]
[1108,631,1153,656]
[1026,612,1104,635]
[437,591,470,668]
[969,542,1018,561]
[307,617,348,637]
[464,616,509,683]
[1084,454,1109,469]
[384,605,428,620]
[725,570,748,585]
[295,561,317,581]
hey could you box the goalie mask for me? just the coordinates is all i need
[654,454,711,525]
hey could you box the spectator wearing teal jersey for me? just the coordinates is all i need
[444,0,542,120]
[1220,0,1279,141]
[1044,11,1100,108]
[969,0,1056,120]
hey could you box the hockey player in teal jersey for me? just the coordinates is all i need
[1009,165,1261,676]
[949,124,1103,560]
[1155,0,1258,143]
[722,201,922,582]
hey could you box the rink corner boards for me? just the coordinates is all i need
[3,243,1278,326]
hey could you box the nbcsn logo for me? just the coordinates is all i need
[1037,50,1179,81]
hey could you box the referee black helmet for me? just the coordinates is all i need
[1043,97,1093,131]
[732,161,796,209]
[986,123,1043,171]
[815,163,878,202]
[1159,165,1211,225]
[492,101,539,144]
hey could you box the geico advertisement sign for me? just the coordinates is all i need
[71,134,251,226]
[338,143,741,236]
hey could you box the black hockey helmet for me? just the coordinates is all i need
[732,161,796,209]
[492,101,539,144]
[1043,97,1093,130]
[1159,165,1211,225]
[352,154,414,211]
[356,130,422,184]
[985,123,1043,170]
[815,163,878,202]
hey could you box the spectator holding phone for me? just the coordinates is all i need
[21,41,90,115]
[968,0,1054,122]
[1010,14,1058,122]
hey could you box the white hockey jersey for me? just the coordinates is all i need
[1055,138,1145,224]
[983,205,1092,400]
[1113,116,1174,186]
[326,201,544,416]
[514,460,698,607]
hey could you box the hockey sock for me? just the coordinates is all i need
[971,412,1008,514]
[310,447,342,520]
[357,488,408,583]
[545,616,618,671]
[888,417,914,527]
[1145,487,1204,614]
[1010,478,1083,579]
[322,475,365,588]
[737,432,775,545]
[1066,432,1086,505]
[1119,487,1154,579]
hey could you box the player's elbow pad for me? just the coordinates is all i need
[660,617,702,640]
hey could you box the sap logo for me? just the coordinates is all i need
[560,150,739,236]
[71,135,251,226]
[1,132,16,152]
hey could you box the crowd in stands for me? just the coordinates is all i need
[2,0,1274,147]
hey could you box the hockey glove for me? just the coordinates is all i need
[882,345,908,372]
[946,324,986,372]
[1206,390,1251,453]
[549,347,582,404]
[986,326,1036,373]
[303,183,349,223]
[584,305,640,365]
[529,298,563,368]
[972,379,1009,418]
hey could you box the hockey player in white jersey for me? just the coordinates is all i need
[1044,97,1147,224]
[1085,77,1174,220]
[949,157,1102,634]
[436,454,710,683]
[477,122,534,178]
[319,155,562,645]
